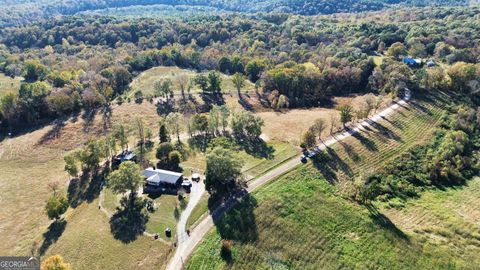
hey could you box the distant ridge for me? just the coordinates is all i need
[0,0,469,27]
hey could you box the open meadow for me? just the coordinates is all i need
[129,66,256,97]
[0,73,21,97]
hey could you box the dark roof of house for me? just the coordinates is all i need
[143,168,183,185]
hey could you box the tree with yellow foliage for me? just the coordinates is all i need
[41,255,71,270]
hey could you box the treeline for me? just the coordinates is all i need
[0,60,132,129]
[0,0,469,27]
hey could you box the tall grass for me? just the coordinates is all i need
[186,94,478,269]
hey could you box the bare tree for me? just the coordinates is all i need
[312,118,326,144]
[166,112,183,143]
[330,114,338,135]
[176,75,189,102]
[47,180,60,196]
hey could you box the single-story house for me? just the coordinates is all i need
[143,167,183,188]
[403,57,422,67]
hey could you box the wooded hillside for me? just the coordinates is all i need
[0,0,469,27]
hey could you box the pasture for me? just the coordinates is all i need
[187,166,479,269]
[128,66,256,97]
[0,73,21,97]
[186,93,479,269]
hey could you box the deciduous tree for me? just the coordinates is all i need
[205,147,243,194]
[107,161,142,202]
[340,105,353,128]
[231,72,245,97]
[41,255,71,270]
[301,129,316,149]
[45,195,69,220]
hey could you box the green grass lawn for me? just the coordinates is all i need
[128,66,255,98]
[381,177,480,257]
[47,201,172,270]
[186,92,479,269]
[184,141,299,231]
[240,141,297,180]
[145,194,186,242]
[186,192,210,230]
[103,187,119,212]
[103,187,185,242]
[0,73,22,97]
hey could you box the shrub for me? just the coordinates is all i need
[45,195,69,220]
[134,90,143,103]
[220,239,233,262]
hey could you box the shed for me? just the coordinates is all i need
[403,57,422,67]
[426,60,435,67]
[112,150,137,168]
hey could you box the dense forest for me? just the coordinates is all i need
[0,0,470,27]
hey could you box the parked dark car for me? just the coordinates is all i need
[191,173,201,182]
[181,180,193,193]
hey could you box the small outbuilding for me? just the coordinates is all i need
[426,60,436,67]
[112,150,137,168]
[403,57,422,67]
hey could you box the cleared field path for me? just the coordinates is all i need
[167,90,411,270]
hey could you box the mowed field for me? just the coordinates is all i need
[186,92,480,269]
[0,99,181,267]
[0,73,22,97]
[46,202,172,270]
[128,66,392,146]
[382,177,480,257]
[0,127,66,255]
[328,92,448,183]
[103,187,183,243]
[187,169,478,269]
[0,121,174,269]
